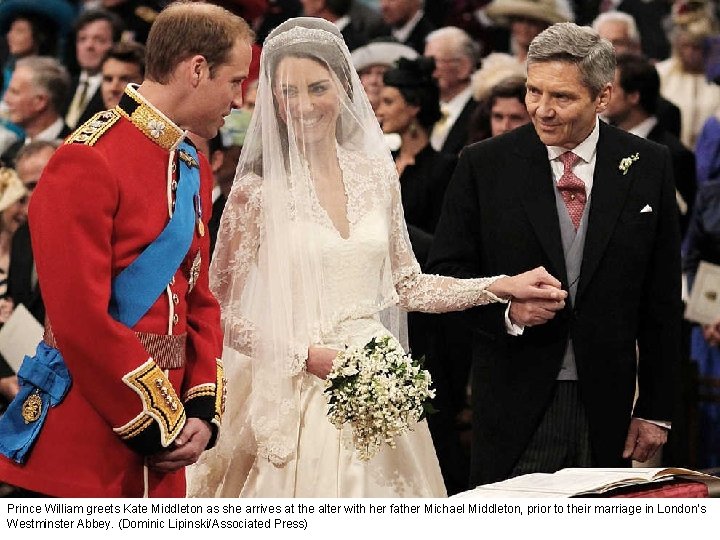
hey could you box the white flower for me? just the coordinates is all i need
[618,152,640,175]
[148,119,166,139]
[324,335,435,461]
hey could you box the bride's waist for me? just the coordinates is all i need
[319,316,387,349]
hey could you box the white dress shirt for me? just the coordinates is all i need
[391,9,424,44]
[26,117,65,144]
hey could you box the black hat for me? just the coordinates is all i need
[383,56,436,89]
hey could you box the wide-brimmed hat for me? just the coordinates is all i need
[485,0,574,27]
[0,0,76,36]
[671,0,719,39]
[0,167,26,213]
[351,40,418,72]
[471,53,526,101]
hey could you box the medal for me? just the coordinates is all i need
[194,194,204,237]
[22,391,42,424]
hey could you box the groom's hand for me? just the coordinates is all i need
[509,297,564,327]
[146,418,212,473]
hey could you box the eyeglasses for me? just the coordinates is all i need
[432,57,462,66]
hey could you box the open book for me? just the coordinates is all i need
[454,468,720,498]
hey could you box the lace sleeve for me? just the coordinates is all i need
[387,171,508,313]
[209,174,263,356]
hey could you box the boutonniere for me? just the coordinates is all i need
[618,152,640,175]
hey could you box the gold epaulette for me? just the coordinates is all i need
[65,110,121,146]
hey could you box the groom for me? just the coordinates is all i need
[0,2,252,497]
[428,23,682,487]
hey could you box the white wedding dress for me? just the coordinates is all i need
[187,146,505,498]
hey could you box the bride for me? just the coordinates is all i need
[187,17,566,498]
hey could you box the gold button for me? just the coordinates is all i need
[172,293,179,305]
[173,314,179,325]
[171,180,178,191]
[570,194,576,200]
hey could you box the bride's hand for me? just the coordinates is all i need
[306,346,339,379]
[488,266,567,302]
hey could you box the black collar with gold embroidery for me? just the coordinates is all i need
[116,87,184,151]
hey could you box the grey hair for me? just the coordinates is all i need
[15,139,60,167]
[527,23,616,97]
[425,26,481,67]
[15,56,71,114]
[592,11,641,45]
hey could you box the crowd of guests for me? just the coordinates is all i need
[0,0,718,496]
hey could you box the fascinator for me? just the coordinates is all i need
[383,56,437,88]
[0,167,26,213]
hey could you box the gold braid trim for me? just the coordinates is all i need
[215,359,226,424]
[116,87,184,151]
[183,383,215,402]
[114,413,154,440]
[66,110,121,146]
[119,359,186,447]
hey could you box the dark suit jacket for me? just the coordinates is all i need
[647,122,696,235]
[657,96,681,140]
[427,122,682,486]
[7,222,44,325]
[73,86,106,129]
[441,97,476,157]
[348,0,390,42]
[400,14,436,55]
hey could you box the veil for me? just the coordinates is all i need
[207,17,408,470]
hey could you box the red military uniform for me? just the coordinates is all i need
[0,86,224,497]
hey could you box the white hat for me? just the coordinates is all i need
[351,41,418,72]
[471,53,526,101]
[0,168,26,213]
[485,0,574,27]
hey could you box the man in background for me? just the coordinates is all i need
[65,9,123,129]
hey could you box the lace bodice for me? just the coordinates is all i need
[210,146,506,358]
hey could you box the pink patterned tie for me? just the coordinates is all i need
[557,151,586,230]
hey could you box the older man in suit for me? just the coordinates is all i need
[428,23,681,486]
[425,26,479,157]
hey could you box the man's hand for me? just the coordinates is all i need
[488,266,567,301]
[509,297,565,327]
[146,418,212,473]
[622,418,668,462]
[0,375,19,401]
[0,298,14,324]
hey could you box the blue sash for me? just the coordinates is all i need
[109,141,200,327]
[0,142,200,463]
[0,343,71,463]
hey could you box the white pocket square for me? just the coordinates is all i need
[640,204,653,213]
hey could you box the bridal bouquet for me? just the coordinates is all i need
[324,335,435,461]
